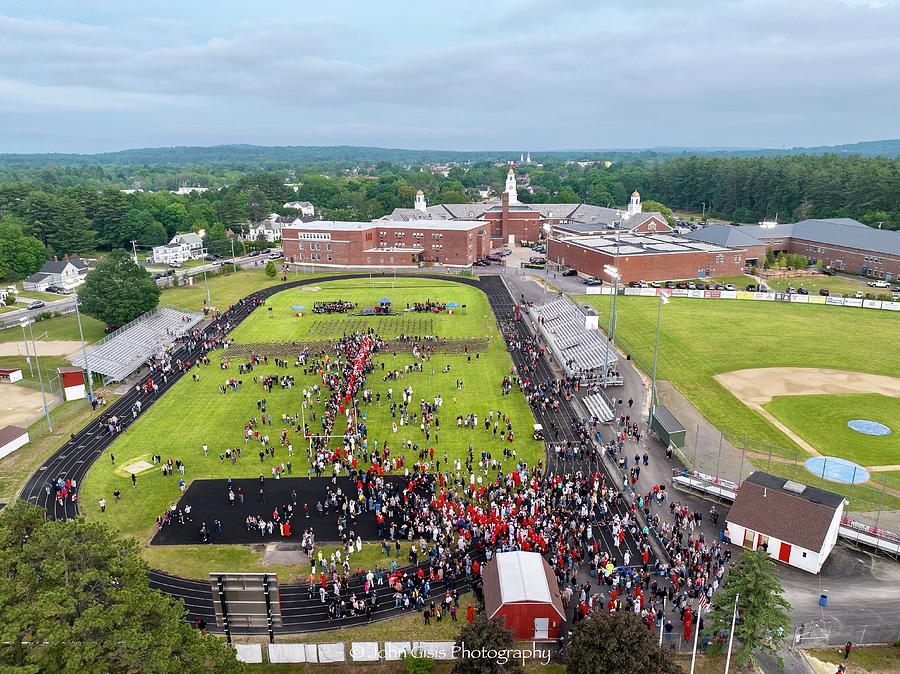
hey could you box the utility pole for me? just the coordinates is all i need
[230,237,238,272]
[74,300,94,402]
[131,240,139,265]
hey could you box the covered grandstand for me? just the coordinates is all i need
[527,296,618,380]
[70,307,205,382]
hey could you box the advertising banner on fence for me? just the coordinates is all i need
[790,294,809,303]
[844,297,864,308]
[882,301,900,311]
[755,292,774,301]
[705,290,721,299]
[862,299,882,309]
[826,296,845,306]
[721,290,737,299]
[671,289,690,298]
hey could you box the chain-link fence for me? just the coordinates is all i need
[792,621,900,648]
[672,428,900,536]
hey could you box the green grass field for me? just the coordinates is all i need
[160,268,318,313]
[764,394,900,466]
[581,295,900,461]
[81,278,540,573]
[0,312,105,344]
[764,274,877,298]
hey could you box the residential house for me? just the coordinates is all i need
[23,258,88,292]
[283,201,315,217]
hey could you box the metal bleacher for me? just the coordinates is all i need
[582,391,616,423]
[528,296,618,378]
[70,306,204,382]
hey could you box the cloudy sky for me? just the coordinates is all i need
[1,0,898,153]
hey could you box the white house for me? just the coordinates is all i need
[171,233,206,257]
[725,472,845,574]
[150,233,206,264]
[23,258,88,292]
[150,242,192,265]
[283,201,315,217]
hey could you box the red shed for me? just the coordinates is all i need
[482,551,565,641]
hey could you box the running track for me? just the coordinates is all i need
[20,273,648,633]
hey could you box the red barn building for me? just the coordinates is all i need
[482,551,565,641]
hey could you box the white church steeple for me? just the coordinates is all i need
[505,168,518,204]
[414,189,427,212]
[526,152,531,164]
[627,190,642,217]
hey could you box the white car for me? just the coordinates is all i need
[724,283,735,291]
[868,280,890,288]
[855,291,865,299]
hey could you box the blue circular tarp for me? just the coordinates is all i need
[847,419,892,436]
[804,456,870,484]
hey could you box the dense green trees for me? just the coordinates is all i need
[78,250,161,327]
[706,549,792,668]
[566,610,680,674]
[0,215,46,280]
[0,501,242,673]
[452,614,522,674]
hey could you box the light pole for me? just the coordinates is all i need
[230,237,237,272]
[203,268,211,306]
[602,264,620,387]
[74,300,94,402]
[22,319,52,432]
[20,322,33,377]
[648,292,670,429]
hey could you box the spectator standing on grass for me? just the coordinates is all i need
[99,498,106,512]
[844,641,852,660]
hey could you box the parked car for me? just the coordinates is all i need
[169,261,182,268]
[204,254,218,261]
[868,280,890,288]
[27,300,45,310]
[686,282,696,290]
[821,267,836,276]
[528,256,546,264]
[724,283,735,291]
[665,281,676,289]
[650,281,661,288]
[486,254,503,262]
[785,286,796,294]
[562,269,578,277]
[715,283,725,291]
[746,284,758,292]
[584,279,602,286]
[855,290,865,299]
[473,259,488,267]
[628,281,641,288]
[638,280,649,288]
[797,287,809,295]
[819,288,830,296]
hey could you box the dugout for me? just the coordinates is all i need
[650,405,686,449]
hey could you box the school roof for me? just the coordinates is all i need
[283,220,487,233]
[556,231,736,256]
[682,224,767,249]
[741,218,900,256]
[482,551,565,619]
[727,471,844,552]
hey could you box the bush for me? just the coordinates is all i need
[403,652,434,674]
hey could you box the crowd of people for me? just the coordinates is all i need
[314,300,356,314]
[87,288,732,643]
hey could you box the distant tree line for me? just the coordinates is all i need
[1,152,897,280]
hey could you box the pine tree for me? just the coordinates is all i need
[706,549,792,667]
